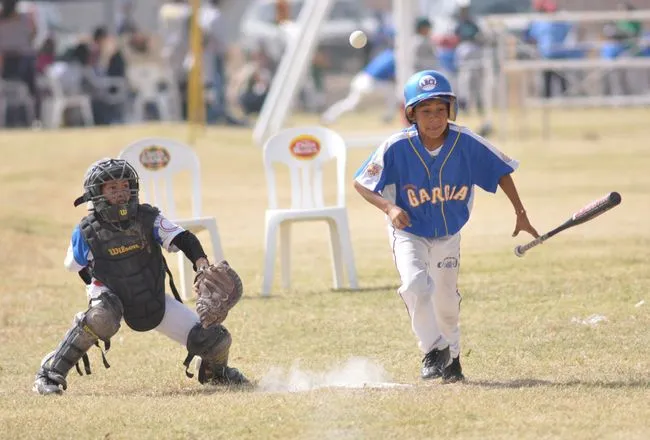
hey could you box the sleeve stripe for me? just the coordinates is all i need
[460,126,520,171]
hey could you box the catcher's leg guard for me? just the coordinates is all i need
[33,292,123,395]
[185,323,249,385]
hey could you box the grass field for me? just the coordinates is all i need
[0,108,649,439]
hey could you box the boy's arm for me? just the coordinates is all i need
[170,231,209,270]
[353,181,411,229]
[498,173,539,238]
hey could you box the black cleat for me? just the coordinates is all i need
[442,356,465,383]
[199,362,250,386]
[421,346,451,380]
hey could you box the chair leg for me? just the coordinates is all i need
[262,217,280,297]
[178,252,194,301]
[327,219,344,289]
[279,221,291,290]
[52,102,63,128]
[334,214,359,289]
[81,101,95,126]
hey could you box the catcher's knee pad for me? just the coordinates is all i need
[186,323,232,365]
[41,292,123,379]
[84,292,123,341]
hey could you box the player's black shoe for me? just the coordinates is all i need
[199,362,250,386]
[421,346,450,380]
[442,356,465,383]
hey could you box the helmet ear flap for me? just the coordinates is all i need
[405,106,416,124]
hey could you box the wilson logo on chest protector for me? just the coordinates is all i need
[107,243,142,256]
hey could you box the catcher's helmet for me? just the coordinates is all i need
[403,70,458,122]
[74,158,140,226]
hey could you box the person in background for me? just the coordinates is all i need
[525,0,573,98]
[414,17,437,71]
[454,5,492,137]
[233,46,273,116]
[0,0,39,126]
[200,0,247,126]
[116,0,139,36]
[320,46,396,125]
[35,36,55,75]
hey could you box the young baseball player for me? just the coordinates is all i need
[320,47,397,125]
[33,158,249,395]
[353,70,539,382]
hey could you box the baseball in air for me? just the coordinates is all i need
[349,30,367,49]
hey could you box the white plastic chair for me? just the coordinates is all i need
[0,80,35,127]
[40,66,94,129]
[126,64,181,122]
[118,138,224,300]
[261,126,358,296]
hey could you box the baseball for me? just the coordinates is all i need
[349,30,367,49]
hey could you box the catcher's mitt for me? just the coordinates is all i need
[193,260,243,328]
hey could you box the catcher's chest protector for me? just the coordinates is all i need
[80,205,166,331]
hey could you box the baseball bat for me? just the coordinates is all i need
[514,191,622,257]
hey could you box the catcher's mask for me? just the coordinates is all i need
[74,158,140,227]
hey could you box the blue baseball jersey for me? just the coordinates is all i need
[363,49,395,81]
[354,124,519,238]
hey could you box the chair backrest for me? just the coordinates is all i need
[127,63,177,99]
[118,137,203,219]
[262,126,347,210]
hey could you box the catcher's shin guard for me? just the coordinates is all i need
[184,323,249,385]
[33,292,123,395]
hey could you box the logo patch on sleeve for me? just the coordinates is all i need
[365,163,382,177]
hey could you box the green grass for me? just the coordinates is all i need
[0,108,649,439]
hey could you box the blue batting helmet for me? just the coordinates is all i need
[403,70,457,121]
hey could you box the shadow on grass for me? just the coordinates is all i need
[243,284,400,299]
[332,285,400,294]
[467,379,650,389]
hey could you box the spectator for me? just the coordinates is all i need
[453,5,492,136]
[233,47,273,116]
[525,0,573,98]
[200,0,246,125]
[0,0,38,125]
[414,17,437,71]
[602,2,643,56]
[49,43,112,125]
[35,36,55,75]
[90,26,108,74]
[116,0,139,36]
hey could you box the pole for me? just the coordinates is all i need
[187,0,205,145]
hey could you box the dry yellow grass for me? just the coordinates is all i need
[0,108,649,439]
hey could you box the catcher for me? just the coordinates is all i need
[33,158,249,395]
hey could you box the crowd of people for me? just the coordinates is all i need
[1,0,648,130]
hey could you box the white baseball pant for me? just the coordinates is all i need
[388,226,462,358]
